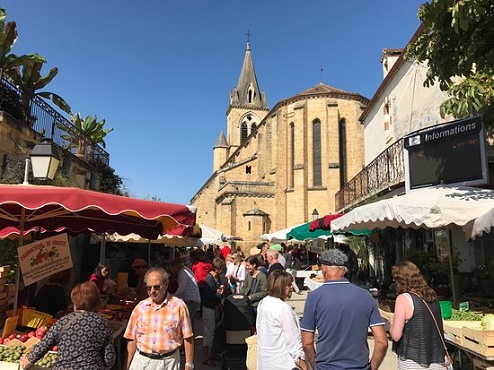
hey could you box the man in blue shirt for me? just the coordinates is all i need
[300,249,388,370]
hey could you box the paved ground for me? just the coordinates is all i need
[184,288,398,370]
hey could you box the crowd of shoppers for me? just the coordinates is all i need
[21,240,452,370]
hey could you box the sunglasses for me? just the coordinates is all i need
[146,285,162,292]
[133,266,147,269]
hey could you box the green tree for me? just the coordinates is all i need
[407,0,494,128]
[66,113,113,157]
[0,8,44,77]
[6,57,71,124]
[98,161,125,195]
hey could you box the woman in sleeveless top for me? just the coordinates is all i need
[389,261,446,369]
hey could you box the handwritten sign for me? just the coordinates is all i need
[2,315,18,339]
[18,234,73,286]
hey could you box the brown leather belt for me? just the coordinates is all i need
[138,348,178,360]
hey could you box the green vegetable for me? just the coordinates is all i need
[446,308,482,321]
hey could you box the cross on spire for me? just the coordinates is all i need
[245,30,252,43]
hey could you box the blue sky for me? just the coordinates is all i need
[4,0,425,205]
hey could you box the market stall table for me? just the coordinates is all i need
[304,274,323,291]
[446,336,494,369]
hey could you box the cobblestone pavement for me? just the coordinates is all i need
[184,287,398,370]
[288,288,398,370]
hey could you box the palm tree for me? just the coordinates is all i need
[0,8,47,121]
[0,8,47,77]
[67,113,113,158]
[5,57,71,124]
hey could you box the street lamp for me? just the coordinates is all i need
[312,208,319,221]
[23,138,61,185]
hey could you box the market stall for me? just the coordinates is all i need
[331,185,494,368]
[0,183,197,314]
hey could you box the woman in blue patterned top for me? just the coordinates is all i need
[20,281,116,370]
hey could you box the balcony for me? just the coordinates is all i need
[335,139,405,212]
[0,76,109,166]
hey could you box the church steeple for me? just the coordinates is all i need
[229,42,268,109]
[224,40,269,153]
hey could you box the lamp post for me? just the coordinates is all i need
[22,138,61,185]
[15,138,60,314]
[312,208,319,221]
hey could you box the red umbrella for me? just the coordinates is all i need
[309,213,344,231]
[0,184,197,314]
[0,184,197,239]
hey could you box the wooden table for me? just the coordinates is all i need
[446,336,494,369]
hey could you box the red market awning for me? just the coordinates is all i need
[309,213,344,231]
[0,184,197,239]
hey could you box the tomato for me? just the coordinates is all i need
[36,325,48,338]
[51,345,58,351]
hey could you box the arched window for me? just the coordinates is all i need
[339,118,347,187]
[313,119,322,186]
[241,122,248,143]
[290,122,295,188]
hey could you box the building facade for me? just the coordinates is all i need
[191,43,369,250]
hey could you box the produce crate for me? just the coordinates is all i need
[443,321,482,345]
[0,361,18,370]
[473,357,494,370]
[463,327,494,357]
[378,298,395,313]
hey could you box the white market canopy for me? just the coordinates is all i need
[261,222,307,242]
[93,223,226,247]
[330,185,494,240]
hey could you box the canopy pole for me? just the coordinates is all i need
[100,233,106,262]
[148,240,151,267]
[13,208,26,315]
[447,227,457,306]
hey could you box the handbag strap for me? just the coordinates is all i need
[409,292,452,361]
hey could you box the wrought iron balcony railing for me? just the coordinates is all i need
[335,139,405,212]
[0,75,109,165]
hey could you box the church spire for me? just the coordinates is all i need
[229,41,268,109]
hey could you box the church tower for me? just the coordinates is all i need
[226,42,269,153]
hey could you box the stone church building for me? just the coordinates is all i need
[191,43,369,249]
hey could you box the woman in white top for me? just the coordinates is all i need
[256,270,307,370]
[229,252,246,293]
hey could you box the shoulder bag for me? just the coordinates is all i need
[411,293,454,370]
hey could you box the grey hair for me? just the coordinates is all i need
[266,249,279,259]
[320,249,348,267]
[144,267,169,284]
